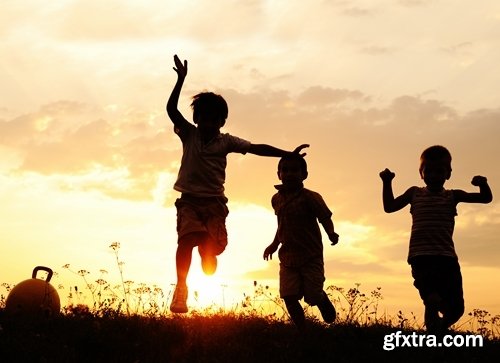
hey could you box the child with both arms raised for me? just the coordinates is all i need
[264,153,339,330]
[166,54,308,313]
[380,145,492,334]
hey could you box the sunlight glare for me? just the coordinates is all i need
[187,267,228,309]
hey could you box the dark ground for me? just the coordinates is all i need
[0,311,498,363]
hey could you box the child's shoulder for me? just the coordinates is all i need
[175,121,196,138]
[219,132,252,149]
[302,188,329,204]
[302,187,323,197]
[220,131,250,141]
[405,185,421,196]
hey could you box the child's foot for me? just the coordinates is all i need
[317,292,336,323]
[170,285,188,313]
[426,315,445,335]
[199,246,217,275]
[424,303,444,335]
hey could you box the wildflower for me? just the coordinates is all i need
[110,241,120,250]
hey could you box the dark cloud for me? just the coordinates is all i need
[2,89,499,217]
[325,0,377,17]
[342,6,376,17]
[222,87,499,218]
[440,41,475,56]
[21,119,114,173]
[0,101,179,201]
[296,86,370,106]
[398,0,436,7]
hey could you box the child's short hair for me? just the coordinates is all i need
[278,153,308,174]
[191,92,228,127]
[419,145,452,173]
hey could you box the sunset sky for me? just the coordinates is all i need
[1,1,499,321]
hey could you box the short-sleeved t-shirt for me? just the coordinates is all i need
[273,186,332,267]
[174,124,251,197]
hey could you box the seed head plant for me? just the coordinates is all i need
[1,242,499,342]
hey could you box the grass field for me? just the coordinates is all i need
[1,309,499,363]
[1,245,498,362]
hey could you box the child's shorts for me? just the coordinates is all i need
[410,255,464,311]
[279,257,325,306]
[175,194,229,255]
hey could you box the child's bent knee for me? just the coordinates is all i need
[424,292,443,308]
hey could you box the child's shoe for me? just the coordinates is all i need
[317,291,336,323]
[170,285,188,313]
[425,315,445,336]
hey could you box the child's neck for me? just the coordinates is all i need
[426,185,444,193]
[276,182,304,192]
[200,130,220,144]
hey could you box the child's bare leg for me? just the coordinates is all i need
[170,234,200,313]
[175,242,195,287]
[175,232,205,285]
[284,297,305,330]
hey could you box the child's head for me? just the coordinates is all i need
[191,92,228,130]
[277,154,308,187]
[419,145,452,189]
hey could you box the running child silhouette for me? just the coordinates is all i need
[167,54,308,313]
[380,145,492,333]
[263,153,339,330]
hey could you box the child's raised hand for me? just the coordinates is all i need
[293,144,310,157]
[471,175,488,186]
[379,168,395,182]
[173,54,188,78]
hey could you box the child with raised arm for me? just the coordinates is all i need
[166,54,308,313]
[380,145,492,334]
[263,154,339,330]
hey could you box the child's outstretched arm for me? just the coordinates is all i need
[249,143,309,157]
[454,176,493,204]
[166,54,191,131]
[379,168,413,213]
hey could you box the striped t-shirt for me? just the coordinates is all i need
[408,187,458,262]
